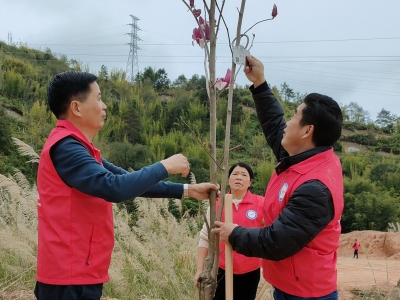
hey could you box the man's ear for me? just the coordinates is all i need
[70,100,81,116]
[303,125,314,138]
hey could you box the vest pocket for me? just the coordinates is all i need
[86,224,102,265]
[290,256,298,281]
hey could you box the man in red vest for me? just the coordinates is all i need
[213,56,344,300]
[35,71,218,300]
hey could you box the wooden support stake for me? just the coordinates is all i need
[224,193,233,300]
[255,280,269,300]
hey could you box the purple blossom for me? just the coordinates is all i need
[192,28,205,48]
[199,16,205,25]
[215,69,232,90]
[193,8,201,17]
[204,23,210,40]
[271,4,278,18]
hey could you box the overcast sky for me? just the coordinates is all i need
[1,0,400,120]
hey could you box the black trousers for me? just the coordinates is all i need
[213,267,260,300]
[34,281,103,300]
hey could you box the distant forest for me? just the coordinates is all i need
[0,41,399,233]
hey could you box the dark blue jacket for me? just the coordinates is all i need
[51,137,183,202]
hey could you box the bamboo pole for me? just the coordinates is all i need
[224,193,233,300]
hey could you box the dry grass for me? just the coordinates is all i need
[105,198,201,299]
[349,285,400,300]
[0,168,203,299]
[11,138,39,164]
[0,171,37,299]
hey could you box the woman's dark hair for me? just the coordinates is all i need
[228,162,254,180]
[47,71,98,118]
[300,93,343,147]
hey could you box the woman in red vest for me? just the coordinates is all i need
[194,162,264,300]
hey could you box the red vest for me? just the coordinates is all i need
[218,191,264,274]
[353,242,360,250]
[262,149,343,297]
[36,120,114,285]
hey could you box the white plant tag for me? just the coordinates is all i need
[232,45,250,65]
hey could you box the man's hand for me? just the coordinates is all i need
[188,183,220,200]
[160,154,190,177]
[244,56,266,88]
[211,221,238,244]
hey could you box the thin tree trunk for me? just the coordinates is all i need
[198,1,248,299]
[198,1,218,299]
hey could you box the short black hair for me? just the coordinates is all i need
[300,93,343,147]
[228,162,254,180]
[47,71,98,118]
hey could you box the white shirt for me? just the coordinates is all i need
[198,198,243,248]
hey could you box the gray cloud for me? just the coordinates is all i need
[1,0,399,119]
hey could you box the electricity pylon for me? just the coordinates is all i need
[126,15,141,83]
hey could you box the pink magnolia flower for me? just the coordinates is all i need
[215,69,232,90]
[190,0,194,7]
[199,16,205,25]
[271,4,278,18]
[193,8,201,17]
[191,16,211,48]
[192,27,205,48]
[198,17,210,40]
[204,23,210,40]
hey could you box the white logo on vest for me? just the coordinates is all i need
[246,210,257,220]
[278,183,288,201]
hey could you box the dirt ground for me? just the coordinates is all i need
[257,231,400,300]
[336,256,400,299]
[336,231,400,299]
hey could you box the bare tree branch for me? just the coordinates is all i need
[243,17,275,36]
[217,145,242,167]
[215,0,225,38]
[202,0,210,14]
[180,116,222,170]
[216,1,232,55]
